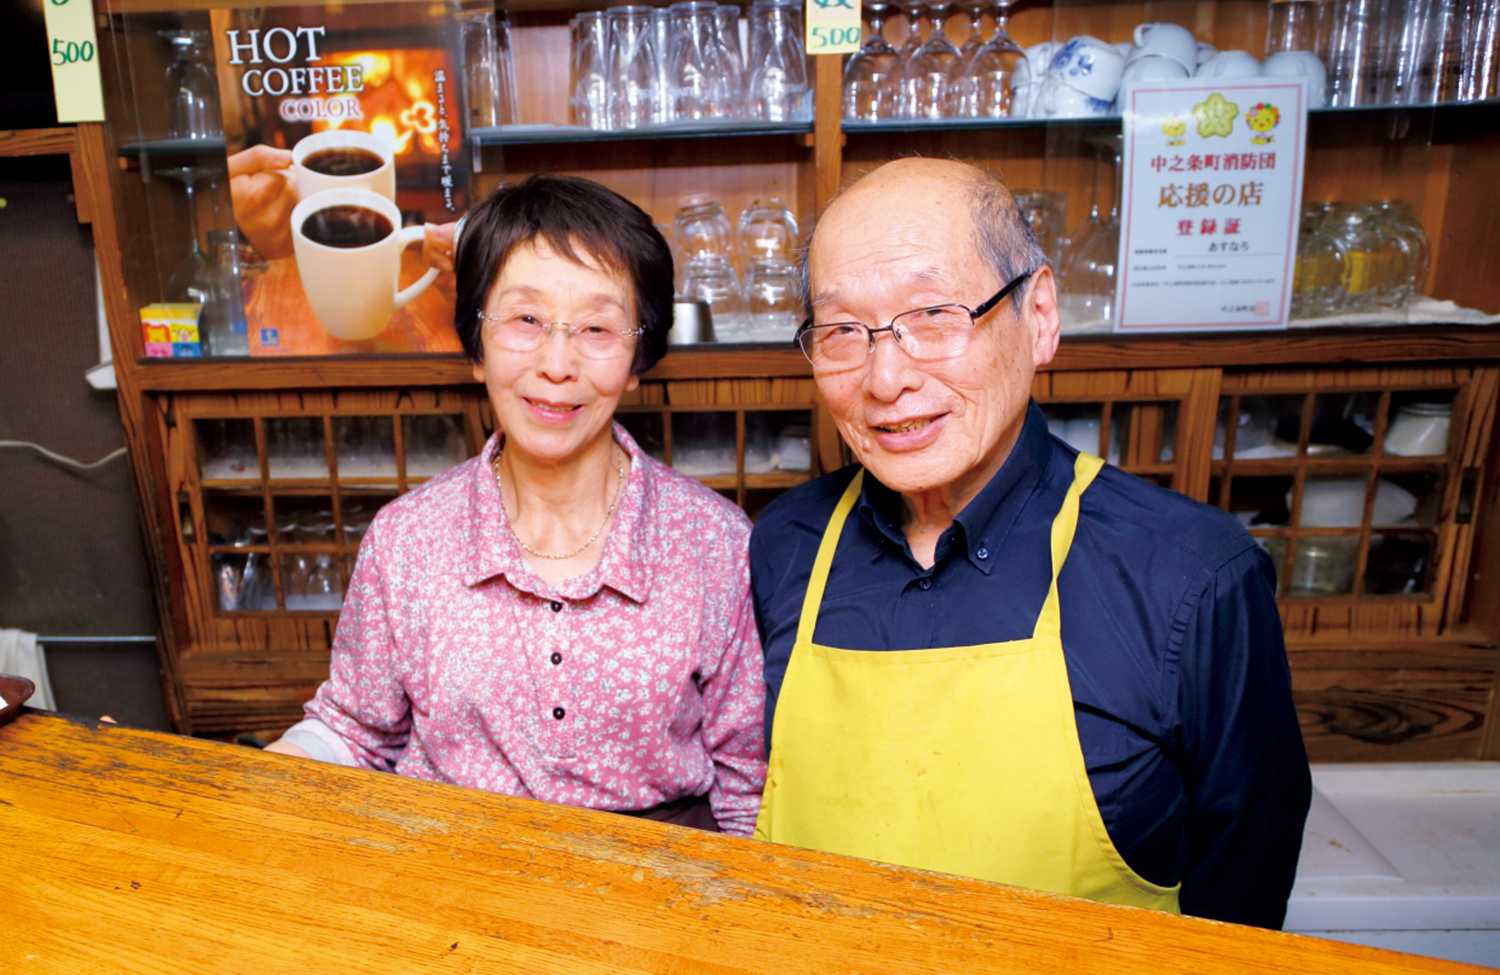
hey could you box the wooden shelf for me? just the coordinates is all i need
[471,120,812,146]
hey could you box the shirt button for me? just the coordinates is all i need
[977,547,989,560]
[550,652,563,665]
[552,707,566,720]
[550,601,563,612]
[918,578,932,590]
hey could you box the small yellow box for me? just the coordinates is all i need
[139,303,202,357]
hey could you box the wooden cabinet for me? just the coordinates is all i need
[54,0,1500,759]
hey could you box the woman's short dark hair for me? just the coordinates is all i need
[453,175,673,375]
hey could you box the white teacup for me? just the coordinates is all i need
[1196,49,1262,78]
[1132,22,1198,74]
[1113,41,1137,60]
[1038,75,1115,119]
[291,188,439,340]
[1049,35,1126,102]
[1121,54,1191,82]
[1196,42,1218,66]
[291,129,397,202]
[1011,56,1036,117]
[1262,50,1328,107]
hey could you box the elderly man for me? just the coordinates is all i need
[749,158,1309,928]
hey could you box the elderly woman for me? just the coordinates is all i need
[267,175,766,835]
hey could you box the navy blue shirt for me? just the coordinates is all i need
[750,401,1310,929]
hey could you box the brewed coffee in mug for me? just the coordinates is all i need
[291,187,438,340]
[291,129,397,202]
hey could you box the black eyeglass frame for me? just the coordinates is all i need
[794,269,1035,366]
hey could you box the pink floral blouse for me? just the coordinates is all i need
[281,425,767,836]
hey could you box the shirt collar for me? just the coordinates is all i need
[461,423,654,603]
[855,401,1055,575]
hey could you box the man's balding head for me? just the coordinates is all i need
[801,158,1047,311]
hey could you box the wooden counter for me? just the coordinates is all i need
[0,711,1484,973]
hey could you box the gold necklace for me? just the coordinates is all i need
[492,444,626,560]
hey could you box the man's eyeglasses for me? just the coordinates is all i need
[794,269,1034,372]
[477,311,643,360]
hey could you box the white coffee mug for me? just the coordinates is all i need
[291,188,438,340]
[291,129,397,202]
[1262,50,1328,107]
[1196,49,1262,78]
[1131,22,1198,74]
[1039,75,1115,118]
[1049,35,1126,102]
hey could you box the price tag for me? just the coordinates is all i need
[805,0,861,55]
[41,0,105,123]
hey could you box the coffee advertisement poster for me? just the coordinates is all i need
[214,2,468,355]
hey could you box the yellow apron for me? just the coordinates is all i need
[755,453,1180,912]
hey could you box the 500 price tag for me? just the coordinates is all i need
[42,0,105,123]
[805,0,861,55]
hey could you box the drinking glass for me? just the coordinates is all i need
[1387,0,1463,104]
[156,165,219,304]
[1376,200,1430,298]
[902,2,964,118]
[1291,204,1348,319]
[161,29,220,140]
[1012,190,1066,267]
[201,229,250,355]
[843,1,902,120]
[680,256,747,341]
[1325,0,1394,107]
[608,5,663,129]
[667,1,737,120]
[1461,0,1500,101]
[716,5,747,116]
[962,0,1022,117]
[1264,0,1324,56]
[673,194,735,277]
[1058,149,1119,331]
[744,260,802,341]
[654,8,673,122]
[461,5,504,128]
[1322,203,1411,312]
[747,0,809,121]
[572,12,611,129]
[737,198,800,267]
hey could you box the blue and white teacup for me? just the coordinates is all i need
[1049,35,1126,103]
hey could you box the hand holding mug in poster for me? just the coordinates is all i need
[290,129,397,201]
[291,188,438,340]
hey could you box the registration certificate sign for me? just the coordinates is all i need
[1115,77,1308,333]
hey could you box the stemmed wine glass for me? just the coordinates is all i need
[902,1,964,118]
[962,0,1023,117]
[844,1,901,120]
[155,165,221,304]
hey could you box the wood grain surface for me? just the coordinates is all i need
[0,711,1486,974]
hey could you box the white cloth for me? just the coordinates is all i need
[0,629,56,711]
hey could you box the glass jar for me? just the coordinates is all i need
[1291,203,1347,319]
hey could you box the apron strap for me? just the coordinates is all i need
[1034,452,1105,641]
[795,470,866,647]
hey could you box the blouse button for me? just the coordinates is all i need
[918,578,932,590]
[977,547,989,560]
[550,601,563,612]
[550,652,563,665]
[552,707,566,720]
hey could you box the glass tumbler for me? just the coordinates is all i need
[680,255,747,341]
[161,29,221,140]
[737,198,800,267]
[461,5,503,128]
[747,0,809,121]
[667,1,737,120]
[572,12,611,129]
[1325,0,1394,106]
[607,5,663,129]
[1461,0,1500,101]
[744,260,802,342]
[716,5,748,116]
[1011,190,1067,267]
[673,194,735,274]
[1389,0,1464,104]
[1264,0,1326,55]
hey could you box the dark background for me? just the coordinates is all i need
[0,0,171,730]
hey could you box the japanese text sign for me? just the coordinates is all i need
[1115,77,1307,332]
[42,0,105,123]
[805,0,861,55]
